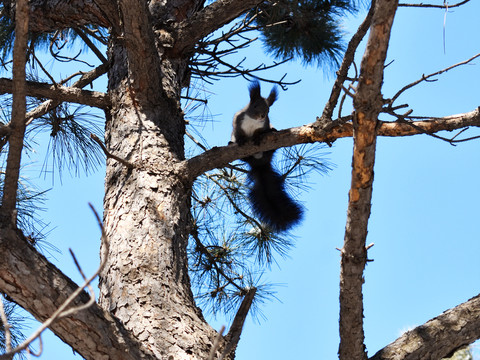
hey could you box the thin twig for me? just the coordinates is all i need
[90,133,134,168]
[29,50,58,86]
[338,62,358,119]
[205,172,264,230]
[0,296,12,354]
[390,52,480,105]
[186,130,209,152]
[220,287,257,360]
[73,27,108,64]
[181,95,208,104]
[320,0,376,122]
[80,27,108,46]
[207,326,225,360]
[398,0,470,8]
[25,63,109,126]
[396,117,480,146]
[25,335,42,357]
[191,9,299,89]
[191,228,245,294]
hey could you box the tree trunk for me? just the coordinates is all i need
[97,3,221,359]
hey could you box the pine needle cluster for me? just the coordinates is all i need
[253,0,359,67]
[184,90,334,319]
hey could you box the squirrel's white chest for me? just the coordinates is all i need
[240,114,264,137]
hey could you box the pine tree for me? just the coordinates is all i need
[1,0,480,359]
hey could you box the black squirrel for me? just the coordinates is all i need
[231,80,303,232]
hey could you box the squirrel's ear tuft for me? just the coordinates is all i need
[248,80,261,100]
[267,87,278,106]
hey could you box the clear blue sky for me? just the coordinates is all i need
[15,1,480,359]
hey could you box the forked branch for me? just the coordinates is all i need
[25,63,108,126]
[320,0,376,122]
[388,52,480,106]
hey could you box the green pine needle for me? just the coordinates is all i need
[254,0,359,67]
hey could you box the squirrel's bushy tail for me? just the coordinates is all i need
[246,152,303,232]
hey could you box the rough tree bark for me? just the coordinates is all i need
[371,293,480,360]
[338,0,398,359]
[96,1,258,358]
[98,5,218,360]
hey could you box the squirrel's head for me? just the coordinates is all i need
[247,80,278,120]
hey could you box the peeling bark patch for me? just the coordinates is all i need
[349,188,360,202]
[298,125,317,142]
[155,201,168,223]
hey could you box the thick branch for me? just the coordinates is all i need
[25,63,109,125]
[223,288,257,358]
[339,0,398,358]
[370,293,480,360]
[117,0,162,107]
[0,227,156,360]
[173,0,262,56]
[182,107,480,181]
[11,0,114,32]
[0,78,109,109]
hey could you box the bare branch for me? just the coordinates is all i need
[0,0,29,222]
[320,0,376,122]
[0,78,109,109]
[207,326,225,360]
[0,225,156,359]
[26,335,42,357]
[29,50,58,86]
[90,133,134,168]
[0,297,12,355]
[183,105,480,182]
[173,0,263,56]
[189,9,299,88]
[0,205,108,359]
[1,253,97,358]
[339,0,399,358]
[25,0,113,32]
[370,293,480,360]
[379,108,480,137]
[398,0,471,8]
[389,52,480,105]
[25,63,108,125]
[73,27,108,64]
[198,11,258,48]
[221,287,257,359]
